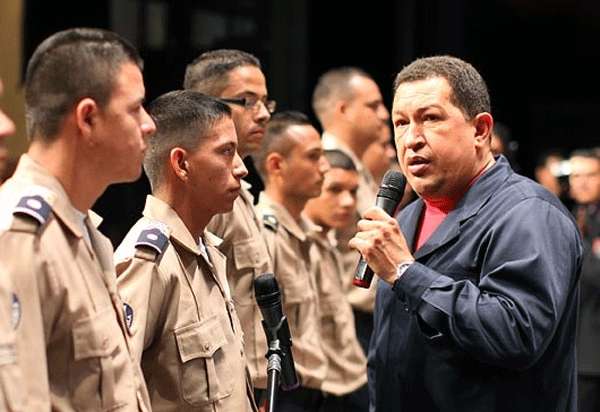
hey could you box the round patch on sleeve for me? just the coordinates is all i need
[11,293,21,329]
[123,303,134,330]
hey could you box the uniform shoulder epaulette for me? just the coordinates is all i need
[262,214,279,232]
[134,222,170,256]
[12,194,52,228]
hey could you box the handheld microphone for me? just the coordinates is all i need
[254,273,299,390]
[353,170,407,288]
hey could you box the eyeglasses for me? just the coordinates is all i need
[220,96,277,114]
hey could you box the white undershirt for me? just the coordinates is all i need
[73,208,92,249]
[197,236,211,264]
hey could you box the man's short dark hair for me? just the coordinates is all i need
[312,66,370,125]
[570,148,600,162]
[536,149,564,169]
[252,110,312,181]
[393,55,491,119]
[25,28,143,141]
[144,90,231,191]
[323,149,357,172]
[183,49,261,95]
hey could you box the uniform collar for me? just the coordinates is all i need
[11,154,103,236]
[322,131,378,193]
[306,220,337,250]
[322,132,365,173]
[142,194,222,257]
[258,192,315,241]
[239,179,255,205]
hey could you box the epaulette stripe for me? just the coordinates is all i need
[13,195,51,226]
[135,227,169,255]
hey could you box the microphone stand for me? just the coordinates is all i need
[265,339,284,412]
[261,315,296,412]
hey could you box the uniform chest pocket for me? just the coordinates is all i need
[233,238,268,271]
[174,314,233,407]
[71,306,123,411]
[280,266,314,305]
[0,339,24,411]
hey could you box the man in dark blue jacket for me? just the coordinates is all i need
[349,55,582,412]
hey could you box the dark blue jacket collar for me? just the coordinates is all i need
[399,155,513,259]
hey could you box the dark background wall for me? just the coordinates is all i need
[23,0,600,245]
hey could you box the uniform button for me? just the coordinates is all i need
[203,344,210,351]
[403,305,409,312]
[102,337,109,349]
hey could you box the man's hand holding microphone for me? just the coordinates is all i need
[349,170,415,287]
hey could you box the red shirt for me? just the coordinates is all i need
[414,160,494,251]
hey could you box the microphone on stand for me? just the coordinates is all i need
[254,273,299,391]
[353,170,407,288]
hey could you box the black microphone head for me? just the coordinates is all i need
[254,273,280,309]
[377,170,407,203]
[381,169,406,189]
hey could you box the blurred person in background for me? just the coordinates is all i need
[362,124,415,210]
[0,79,15,184]
[312,66,390,356]
[253,111,329,412]
[535,149,573,209]
[569,149,600,412]
[304,149,368,412]
[491,121,520,171]
[362,122,397,185]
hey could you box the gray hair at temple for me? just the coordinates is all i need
[393,55,491,120]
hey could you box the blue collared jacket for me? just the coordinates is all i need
[369,156,582,412]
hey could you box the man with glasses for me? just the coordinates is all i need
[184,50,275,400]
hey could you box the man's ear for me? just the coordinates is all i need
[75,98,99,142]
[473,112,493,146]
[338,99,352,119]
[170,147,189,181]
[265,152,285,177]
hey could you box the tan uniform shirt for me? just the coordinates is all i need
[322,132,379,313]
[309,230,367,396]
[206,180,272,388]
[0,154,151,412]
[115,195,256,412]
[256,193,327,390]
[0,264,24,411]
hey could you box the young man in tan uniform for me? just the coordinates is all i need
[0,29,155,411]
[183,50,275,392]
[312,67,390,354]
[304,149,369,412]
[114,91,256,411]
[253,111,330,411]
[0,78,23,411]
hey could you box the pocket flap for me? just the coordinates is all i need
[175,315,228,362]
[233,238,267,270]
[72,307,116,360]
